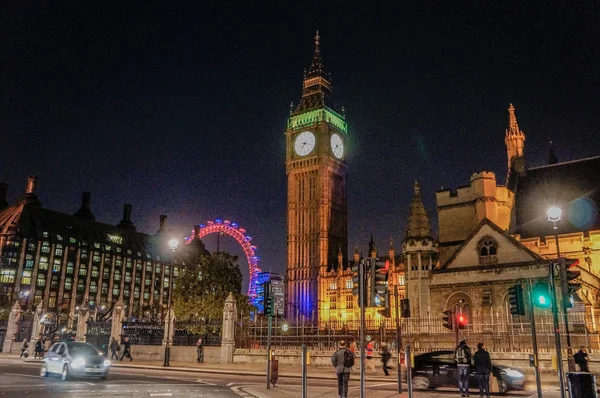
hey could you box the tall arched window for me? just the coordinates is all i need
[477,236,499,264]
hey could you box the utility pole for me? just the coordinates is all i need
[265,281,272,390]
[528,279,543,398]
[394,283,402,393]
[549,262,566,398]
[359,259,366,398]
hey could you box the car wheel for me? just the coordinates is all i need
[100,373,108,381]
[412,375,432,390]
[61,365,70,381]
[40,364,49,377]
[497,378,508,394]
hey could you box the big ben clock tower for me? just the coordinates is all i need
[285,32,348,320]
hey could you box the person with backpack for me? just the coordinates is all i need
[331,340,354,398]
[454,339,472,397]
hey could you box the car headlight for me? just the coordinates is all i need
[71,357,85,368]
[103,359,111,367]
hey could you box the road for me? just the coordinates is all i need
[0,357,544,397]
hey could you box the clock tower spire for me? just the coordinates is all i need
[285,32,348,321]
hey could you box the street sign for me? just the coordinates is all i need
[270,278,285,317]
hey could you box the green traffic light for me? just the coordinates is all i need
[532,282,551,309]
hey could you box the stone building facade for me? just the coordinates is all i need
[0,177,207,328]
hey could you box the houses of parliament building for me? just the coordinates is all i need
[284,33,600,329]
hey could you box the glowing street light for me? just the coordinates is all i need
[164,238,179,367]
[547,206,562,228]
[168,239,179,252]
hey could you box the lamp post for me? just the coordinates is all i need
[547,206,575,373]
[163,239,178,367]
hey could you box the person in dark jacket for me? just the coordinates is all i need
[109,338,119,360]
[34,339,44,359]
[381,343,392,376]
[120,336,133,361]
[454,340,472,397]
[474,342,492,398]
[331,340,353,398]
[574,346,590,372]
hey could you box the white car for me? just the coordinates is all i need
[40,342,110,380]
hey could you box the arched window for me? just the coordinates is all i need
[446,292,473,324]
[477,237,499,264]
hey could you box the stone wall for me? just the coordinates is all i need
[128,345,220,363]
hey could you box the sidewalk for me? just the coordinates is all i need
[111,359,394,382]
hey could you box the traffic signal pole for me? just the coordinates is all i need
[359,259,366,398]
[265,281,272,390]
[549,263,566,398]
[527,279,543,398]
[394,283,402,393]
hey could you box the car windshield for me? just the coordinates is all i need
[67,343,99,357]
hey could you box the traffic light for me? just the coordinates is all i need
[370,259,389,307]
[400,298,411,318]
[442,309,454,330]
[560,258,581,308]
[532,282,551,308]
[507,284,526,316]
[351,260,367,307]
[265,296,274,316]
[457,313,468,329]
[256,281,267,314]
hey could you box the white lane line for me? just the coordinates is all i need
[195,379,216,385]
[350,382,396,389]
[2,372,42,378]
[227,382,235,386]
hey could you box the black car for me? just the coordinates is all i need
[411,350,525,394]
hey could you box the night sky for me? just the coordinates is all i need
[2,2,599,289]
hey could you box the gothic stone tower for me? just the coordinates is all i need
[505,103,526,181]
[402,181,437,319]
[285,32,348,320]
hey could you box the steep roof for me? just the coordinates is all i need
[512,156,600,238]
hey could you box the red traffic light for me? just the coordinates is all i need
[457,314,468,329]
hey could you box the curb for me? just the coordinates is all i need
[110,362,393,382]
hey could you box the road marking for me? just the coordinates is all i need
[230,385,262,398]
[2,372,42,378]
[227,382,235,386]
[195,379,216,385]
[150,394,173,397]
[350,382,396,389]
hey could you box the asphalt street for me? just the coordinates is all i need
[0,357,542,398]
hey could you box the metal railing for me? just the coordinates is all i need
[235,312,600,353]
[121,319,222,346]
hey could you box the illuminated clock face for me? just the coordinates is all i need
[294,131,316,156]
[330,133,344,159]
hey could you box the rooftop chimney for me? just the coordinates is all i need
[21,176,41,206]
[74,192,95,221]
[0,183,8,209]
[116,203,136,230]
[155,215,167,235]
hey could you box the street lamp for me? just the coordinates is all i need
[164,238,178,367]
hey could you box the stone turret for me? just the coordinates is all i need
[505,103,526,182]
[402,181,437,319]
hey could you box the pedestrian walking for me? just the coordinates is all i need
[19,339,29,358]
[196,337,204,363]
[34,339,43,359]
[120,336,133,362]
[381,343,392,376]
[574,346,590,372]
[454,339,472,397]
[43,337,51,354]
[366,341,376,374]
[331,340,354,398]
[109,337,120,361]
[474,342,492,398]
[349,340,357,355]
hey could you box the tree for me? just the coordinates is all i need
[172,252,245,321]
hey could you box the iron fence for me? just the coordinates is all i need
[121,319,222,346]
[173,320,222,346]
[122,321,164,345]
[235,312,600,354]
[87,320,112,353]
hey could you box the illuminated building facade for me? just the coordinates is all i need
[0,177,207,323]
[285,32,348,320]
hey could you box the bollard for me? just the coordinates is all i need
[406,344,413,398]
[302,344,307,398]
